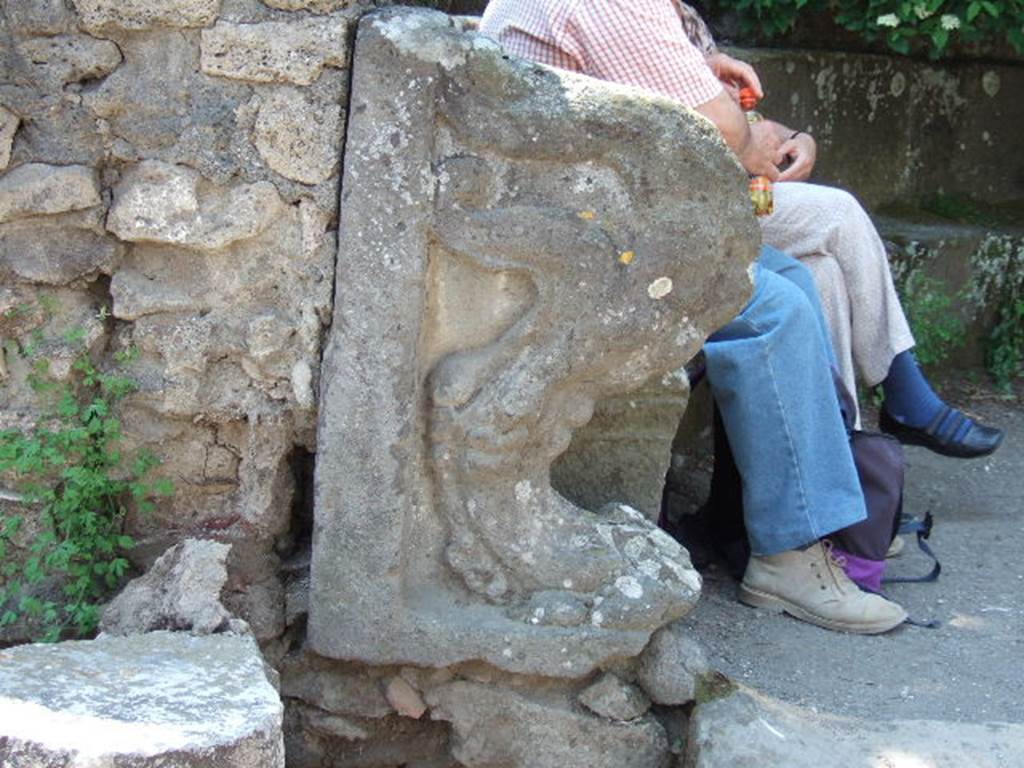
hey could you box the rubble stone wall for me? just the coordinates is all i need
[0,0,376,654]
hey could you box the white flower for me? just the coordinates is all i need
[876,13,901,27]
[940,13,961,29]
[914,4,933,19]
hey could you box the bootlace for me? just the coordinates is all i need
[818,539,850,594]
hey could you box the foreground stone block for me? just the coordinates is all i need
[310,8,756,677]
[0,632,284,767]
[686,687,1024,768]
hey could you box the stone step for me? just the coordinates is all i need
[0,631,284,767]
[686,686,1024,768]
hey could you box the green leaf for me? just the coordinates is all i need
[967,1,982,21]
[888,31,912,53]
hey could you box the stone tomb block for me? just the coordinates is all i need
[310,8,757,677]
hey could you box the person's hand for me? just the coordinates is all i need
[749,120,784,156]
[706,52,763,101]
[775,132,817,182]
[740,141,781,181]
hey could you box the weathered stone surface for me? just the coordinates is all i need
[263,0,356,11]
[107,160,285,250]
[553,370,690,519]
[0,286,107,391]
[71,0,221,32]
[4,0,75,35]
[201,17,350,85]
[685,687,1024,768]
[0,632,284,767]
[385,677,428,719]
[284,572,309,626]
[280,653,393,719]
[310,8,752,677]
[0,163,100,223]
[578,673,651,721]
[80,33,256,184]
[285,702,457,768]
[636,621,710,706]
[0,107,18,171]
[15,35,123,87]
[253,88,343,184]
[100,538,233,635]
[0,218,118,285]
[428,681,670,768]
[736,47,1024,208]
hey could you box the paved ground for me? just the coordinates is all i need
[680,375,1024,723]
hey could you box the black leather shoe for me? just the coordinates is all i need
[879,406,1004,459]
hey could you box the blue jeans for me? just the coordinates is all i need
[704,247,866,555]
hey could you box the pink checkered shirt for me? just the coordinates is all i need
[479,0,723,108]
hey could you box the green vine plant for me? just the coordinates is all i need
[725,0,1024,58]
[0,331,172,642]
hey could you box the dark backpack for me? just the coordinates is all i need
[660,374,939,591]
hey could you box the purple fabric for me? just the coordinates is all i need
[834,548,885,592]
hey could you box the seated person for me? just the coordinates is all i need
[668,0,1003,456]
[480,0,908,634]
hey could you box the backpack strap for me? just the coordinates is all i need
[883,511,941,585]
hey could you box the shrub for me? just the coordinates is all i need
[727,0,1024,58]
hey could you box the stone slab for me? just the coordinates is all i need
[685,687,1024,768]
[0,631,284,767]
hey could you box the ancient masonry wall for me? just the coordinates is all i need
[0,0,364,657]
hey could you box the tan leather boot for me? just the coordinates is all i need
[739,541,907,634]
